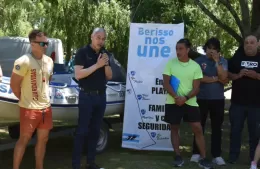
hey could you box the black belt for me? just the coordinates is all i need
[80,88,105,95]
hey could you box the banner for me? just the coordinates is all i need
[122,23,184,151]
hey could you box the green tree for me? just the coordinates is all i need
[193,0,260,43]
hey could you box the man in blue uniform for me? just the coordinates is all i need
[72,27,112,169]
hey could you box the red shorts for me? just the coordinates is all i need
[20,107,53,135]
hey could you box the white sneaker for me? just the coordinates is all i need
[250,162,258,169]
[190,154,201,163]
[250,165,258,169]
[212,157,226,165]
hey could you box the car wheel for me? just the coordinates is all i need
[8,125,20,139]
[96,122,109,154]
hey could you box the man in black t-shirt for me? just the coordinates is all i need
[72,27,112,169]
[228,35,260,165]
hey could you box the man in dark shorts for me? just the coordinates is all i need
[163,38,213,169]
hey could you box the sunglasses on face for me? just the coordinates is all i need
[33,41,49,47]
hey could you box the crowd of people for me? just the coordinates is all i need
[163,35,260,169]
[7,26,260,169]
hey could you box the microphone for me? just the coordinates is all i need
[100,47,110,66]
[100,47,106,54]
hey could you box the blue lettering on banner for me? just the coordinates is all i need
[138,28,174,36]
[137,27,173,58]
[122,133,140,143]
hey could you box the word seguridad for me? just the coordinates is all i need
[137,27,174,58]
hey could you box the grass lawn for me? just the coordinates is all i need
[0,113,252,169]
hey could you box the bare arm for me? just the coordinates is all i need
[163,74,177,99]
[73,48,99,80]
[0,66,2,81]
[105,66,112,80]
[49,75,52,81]
[11,56,29,99]
[186,79,201,99]
[74,64,99,80]
[202,75,229,85]
[257,74,260,80]
[228,68,249,81]
[219,78,230,85]
[74,52,107,80]
[49,60,54,82]
[201,75,218,83]
[245,70,260,80]
[228,72,240,80]
[0,66,2,77]
[211,52,228,80]
[216,64,228,80]
[10,73,23,99]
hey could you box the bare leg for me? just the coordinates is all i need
[171,125,181,155]
[13,134,32,169]
[190,122,206,158]
[35,129,49,169]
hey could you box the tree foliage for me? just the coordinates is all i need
[0,0,259,68]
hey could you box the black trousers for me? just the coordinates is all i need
[228,103,260,162]
[192,99,225,158]
[72,91,106,169]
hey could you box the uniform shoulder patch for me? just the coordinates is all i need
[15,65,20,70]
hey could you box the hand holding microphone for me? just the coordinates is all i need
[101,53,109,66]
[96,47,109,68]
[100,47,109,66]
[96,54,109,68]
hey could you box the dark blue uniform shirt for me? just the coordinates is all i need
[74,45,109,91]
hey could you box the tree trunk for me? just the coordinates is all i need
[251,0,260,39]
[130,0,135,22]
[66,36,72,64]
[239,0,251,37]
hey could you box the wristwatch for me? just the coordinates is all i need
[216,61,223,66]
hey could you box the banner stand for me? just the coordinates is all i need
[122,23,184,151]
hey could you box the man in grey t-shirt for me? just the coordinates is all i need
[190,38,229,165]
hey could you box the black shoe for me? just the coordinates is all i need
[173,155,184,167]
[198,158,214,169]
[228,159,236,164]
[86,163,101,169]
[228,154,237,164]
